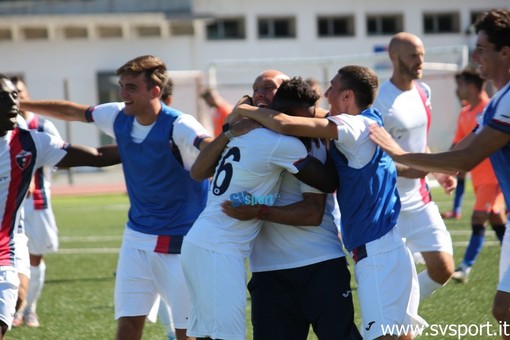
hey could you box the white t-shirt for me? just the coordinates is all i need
[329,113,377,168]
[374,80,431,211]
[184,128,308,258]
[249,140,345,272]
[92,102,209,171]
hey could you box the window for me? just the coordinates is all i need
[63,26,88,39]
[258,17,296,39]
[0,28,12,41]
[134,25,161,38]
[317,16,354,37]
[366,14,402,36]
[423,12,460,34]
[206,18,245,40]
[22,27,48,40]
[96,72,119,145]
[170,22,194,36]
[470,11,487,26]
[97,25,123,38]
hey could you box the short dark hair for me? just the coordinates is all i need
[455,67,485,91]
[270,77,320,114]
[337,65,379,109]
[161,77,174,101]
[474,9,510,51]
[9,75,22,85]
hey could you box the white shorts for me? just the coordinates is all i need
[0,266,20,329]
[181,241,247,340]
[498,220,510,292]
[14,227,31,278]
[353,228,427,339]
[114,241,190,329]
[24,198,59,255]
[397,202,453,254]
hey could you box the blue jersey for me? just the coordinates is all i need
[114,105,209,236]
[482,83,510,208]
[329,108,400,251]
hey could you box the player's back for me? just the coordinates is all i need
[185,128,307,257]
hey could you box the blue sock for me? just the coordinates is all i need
[463,224,485,267]
[453,178,465,214]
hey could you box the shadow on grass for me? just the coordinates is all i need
[45,276,114,284]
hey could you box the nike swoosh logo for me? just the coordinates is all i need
[342,290,351,298]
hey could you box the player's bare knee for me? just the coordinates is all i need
[0,320,8,336]
[424,253,454,283]
[493,300,510,322]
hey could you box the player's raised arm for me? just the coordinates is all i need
[190,118,261,181]
[233,104,338,139]
[20,99,90,122]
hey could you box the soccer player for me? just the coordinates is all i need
[181,71,338,340]
[19,55,212,340]
[369,9,510,338]
[0,73,119,339]
[447,68,506,283]
[9,76,62,328]
[201,88,233,137]
[230,65,427,339]
[372,32,455,299]
[221,76,362,340]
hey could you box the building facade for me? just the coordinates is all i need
[1,0,508,148]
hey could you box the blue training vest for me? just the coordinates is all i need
[329,108,400,251]
[483,84,510,208]
[113,105,209,236]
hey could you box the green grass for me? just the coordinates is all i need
[8,184,505,339]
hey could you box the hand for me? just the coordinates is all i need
[230,118,261,138]
[433,173,457,195]
[227,96,253,124]
[221,201,260,221]
[368,123,406,158]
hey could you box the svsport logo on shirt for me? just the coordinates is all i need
[15,150,33,170]
[230,191,279,207]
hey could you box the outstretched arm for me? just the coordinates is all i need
[20,99,90,122]
[221,192,326,226]
[232,104,338,139]
[56,144,120,168]
[369,123,510,173]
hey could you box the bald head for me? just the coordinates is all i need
[388,32,425,83]
[252,69,290,107]
[388,32,424,55]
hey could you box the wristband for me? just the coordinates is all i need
[222,123,234,141]
[256,204,270,220]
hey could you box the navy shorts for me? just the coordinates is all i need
[248,257,362,340]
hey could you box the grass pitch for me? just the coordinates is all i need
[9,183,504,339]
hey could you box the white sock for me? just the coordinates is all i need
[418,270,443,299]
[158,301,176,338]
[26,261,46,313]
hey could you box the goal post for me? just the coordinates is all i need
[206,45,470,151]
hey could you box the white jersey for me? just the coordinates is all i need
[184,128,308,258]
[249,140,345,272]
[374,80,432,211]
[91,102,209,171]
[0,128,67,266]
